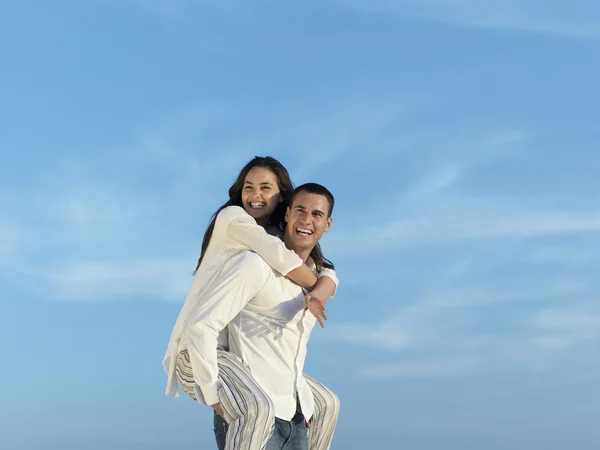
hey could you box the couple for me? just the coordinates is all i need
[163,156,340,450]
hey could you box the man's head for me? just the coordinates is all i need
[284,183,334,256]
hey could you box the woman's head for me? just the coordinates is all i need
[230,157,294,227]
[194,156,293,273]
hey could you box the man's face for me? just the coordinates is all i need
[284,191,332,252]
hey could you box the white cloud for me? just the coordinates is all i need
[405,165,463,200]
[330,0,600,40]
[527,245,593,265]
[329,203,600,255]
[4,91,421,302]
[321,126,599,256]
[23,258,194,302]
[326,279,587,349]
[532,307,600,351]
[361,357,481,378]
[130,0,189,16]
[321,277,599,379]
[0,221,20,264]
[326,321,411,350]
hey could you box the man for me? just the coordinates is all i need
[185,183,337,450]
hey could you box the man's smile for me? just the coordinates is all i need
[295,227,313,237]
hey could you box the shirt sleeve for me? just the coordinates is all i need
[184,251,270,406]
[317,267,339,297]
[220,206,303,276]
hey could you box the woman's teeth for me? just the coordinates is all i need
[250,202,265,209]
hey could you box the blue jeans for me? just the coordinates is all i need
[214,411,227,450]
[266,413,308,450]
[213,411,308,450]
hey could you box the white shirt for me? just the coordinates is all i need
[186,250,319,421]
[163,206,338,400]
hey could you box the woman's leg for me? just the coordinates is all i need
[175,348,198,400]
[176,349,275,450]
[303,374,340,450]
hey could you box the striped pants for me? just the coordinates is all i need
[175,349,339,450]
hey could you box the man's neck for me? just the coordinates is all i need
[283,235,312,263]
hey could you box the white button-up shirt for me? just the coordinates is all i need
[162,206,338,404]
[186,250,319,421]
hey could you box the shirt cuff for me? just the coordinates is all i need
[197,381,220,406]
[317,268,339,296]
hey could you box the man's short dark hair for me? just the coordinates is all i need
[290,183,335,217]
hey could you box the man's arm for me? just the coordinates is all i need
[184,251,270,407]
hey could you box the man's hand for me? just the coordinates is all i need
[212,402,225,419]
[305,294,327,328]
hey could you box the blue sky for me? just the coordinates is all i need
[1,1,599,449]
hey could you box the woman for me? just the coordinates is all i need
[163,156,340,450]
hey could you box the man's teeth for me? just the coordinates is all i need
[297,228,313,236]
[250,202,265,208]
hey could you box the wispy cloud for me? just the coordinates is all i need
[3,91,421,301]
[322,127,597,256]
[130,0,191,16]
[329,171,600,256]
[125,0,600,41]
[326,278,589,349]
[330,0,600,40]
[325,320,411,350]
[322,269,598,379]
[527,245,593,265]
[532,306,600,351]
[0,221,21,265]
[405,165,463,200]
[361,357,482,378]
[20,259,193,302]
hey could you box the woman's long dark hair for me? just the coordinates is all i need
[193,156,334,274]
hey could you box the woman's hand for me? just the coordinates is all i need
[305,294,327,328]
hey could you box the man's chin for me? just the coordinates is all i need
[288,237,314,251]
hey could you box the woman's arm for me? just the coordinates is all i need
[286,264,318,290]
[221,207,338,322]
[223,207,304,275]
[305,268,339,328]
[308,275,337,304]
[223,207,326,289]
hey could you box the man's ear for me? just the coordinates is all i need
[324,217,332,232]
[285,206,290,223]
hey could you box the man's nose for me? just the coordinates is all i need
[301,214,313,225]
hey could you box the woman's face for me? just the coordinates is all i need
[241,166,282,225]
